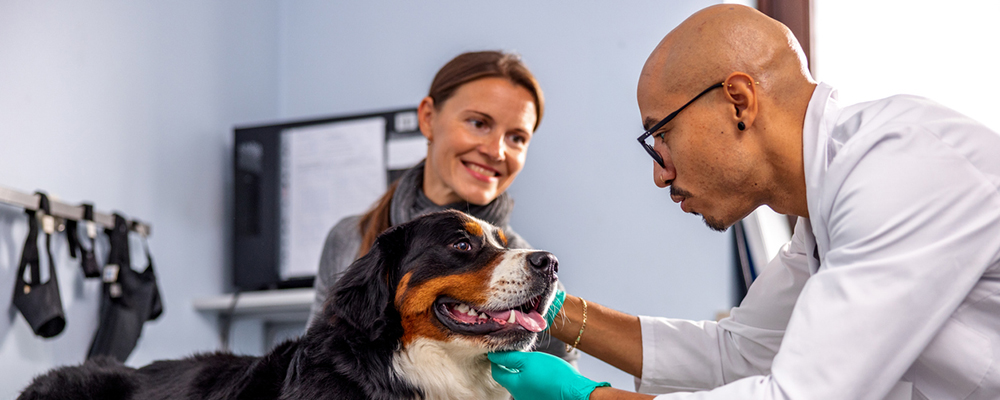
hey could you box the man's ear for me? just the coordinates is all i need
[329,224,407,342]
[417,96,436,142]
[723,72,759,130]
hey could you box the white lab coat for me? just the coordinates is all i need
[636,83,1000,400]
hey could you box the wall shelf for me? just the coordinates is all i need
[192,288,315,322]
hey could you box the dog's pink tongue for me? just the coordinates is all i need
[490,310,511,323]
[513,310,546,332]
[485,309,546,332]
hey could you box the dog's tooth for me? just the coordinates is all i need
[467,308,479,317]
[456,304,469,313]
[508,310,517,324]
[478,312,488,320]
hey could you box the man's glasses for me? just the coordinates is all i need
[637,82,724,168]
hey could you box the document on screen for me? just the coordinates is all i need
[279,117,387,280]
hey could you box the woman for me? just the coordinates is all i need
[308,50,576,364]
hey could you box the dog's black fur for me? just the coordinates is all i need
[19,210,553,400]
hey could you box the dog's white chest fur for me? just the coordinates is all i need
[394,338,510,400]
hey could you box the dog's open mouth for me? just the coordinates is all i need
[434,295,547,335]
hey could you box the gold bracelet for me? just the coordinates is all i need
[565,297,588,353]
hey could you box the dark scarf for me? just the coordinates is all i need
[389,161,514,228]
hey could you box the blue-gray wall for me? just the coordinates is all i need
[0,2,280,398]
[0,1,731,395]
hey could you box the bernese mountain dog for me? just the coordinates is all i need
[18,209,560,400]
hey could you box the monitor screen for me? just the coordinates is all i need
[233,108,422,290]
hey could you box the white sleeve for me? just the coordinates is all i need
[636,217,813,394]
[641,128,1000,399]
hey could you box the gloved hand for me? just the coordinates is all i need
[489,350,609,400]
[544,289,566,329]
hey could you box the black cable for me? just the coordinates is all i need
[219,289,241,352]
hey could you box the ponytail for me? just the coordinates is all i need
[355,180,399,259]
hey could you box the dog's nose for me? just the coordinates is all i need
[528,251,558,274]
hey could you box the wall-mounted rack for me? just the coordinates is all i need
[0,185,152,236]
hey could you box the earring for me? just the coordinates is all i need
[737,121,746,131]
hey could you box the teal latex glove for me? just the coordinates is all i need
[545,289,566,329]
[489,350,610,400]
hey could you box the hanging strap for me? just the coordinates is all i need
[136,222,164,320]
[13,192,66,338]
[87,214,162,360]
[60,203,102,278]
[102,214,131,298]
[83,204,98,247]
[24,192,57,285]
[139,224,154,272]
[73,204,102,278]
[64,203,96,258]
[66,220,81,258]
[107,214,130,268]
[17,196,43,287]
[39,194,55,282]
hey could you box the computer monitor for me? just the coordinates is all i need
[232,108,423,291]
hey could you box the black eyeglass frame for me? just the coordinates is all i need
[637,82,725,168]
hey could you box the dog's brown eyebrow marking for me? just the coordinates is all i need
[496,229,507,247]
[464,220,483,237]
[395,272,413,305]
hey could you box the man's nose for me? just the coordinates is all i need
[653,149,675,188]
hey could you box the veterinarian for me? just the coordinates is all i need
[488,4,1000,400]
[308,50,578,365]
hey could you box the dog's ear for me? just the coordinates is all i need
[329,224,407,342]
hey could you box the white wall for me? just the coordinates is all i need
[0,1,279,398]
[277,0,732,389]
[813,0,1000,134]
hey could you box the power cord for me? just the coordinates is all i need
[219,289,241,352]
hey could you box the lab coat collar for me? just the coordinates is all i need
[801,82,839,266]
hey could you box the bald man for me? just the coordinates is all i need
[488,4,1000,400]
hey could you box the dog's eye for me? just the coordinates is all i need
[453,240,472,251]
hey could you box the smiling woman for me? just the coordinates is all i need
[307,51,578,366]
[420,76,536,207]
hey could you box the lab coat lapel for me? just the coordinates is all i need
[798,218,820,275]
[802,83,840,268]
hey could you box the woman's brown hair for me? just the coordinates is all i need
[355,50,544,257]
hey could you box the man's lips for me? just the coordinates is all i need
[672,195,690,213]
